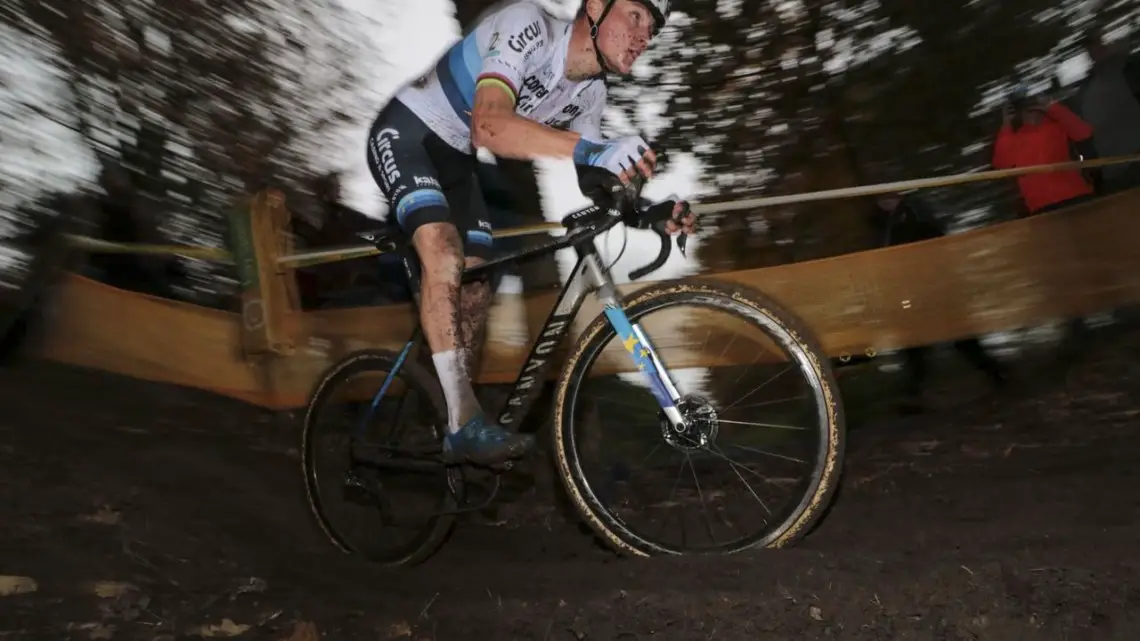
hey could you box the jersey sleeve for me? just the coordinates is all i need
[476,3,550,105]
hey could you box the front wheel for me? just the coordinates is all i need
[552,279,845,557]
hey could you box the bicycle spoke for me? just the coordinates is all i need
[728,393,810,411]
[723,442,808,465]
[713,444,773,519]
[724,364,795,411]
[716,418,810,431]
[667,455,688,506]
[701,442,773,486]
[652,458,691,542]
[639,442,665,467]
[726,352,764,390]
[684,451,718,545]
[716,329,737,363]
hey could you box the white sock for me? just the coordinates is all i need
[432,349,481,434]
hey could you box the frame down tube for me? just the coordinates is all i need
[494,255,593,429]
[582,254,686,429]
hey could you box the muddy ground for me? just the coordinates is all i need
[1,326,1139,641]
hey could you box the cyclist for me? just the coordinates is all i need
[365,0,696,467]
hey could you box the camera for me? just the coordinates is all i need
[1007,85,1031,111]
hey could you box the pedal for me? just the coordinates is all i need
[437,470,502,517]
[343,451,513,524]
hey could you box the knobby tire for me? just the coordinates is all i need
[301,349,458,567]
[551,279,846,557]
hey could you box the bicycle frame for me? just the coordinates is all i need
[371,203,688,435]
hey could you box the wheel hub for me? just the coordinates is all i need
[661,395,719,451]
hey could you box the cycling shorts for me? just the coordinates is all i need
[366,99,494,261]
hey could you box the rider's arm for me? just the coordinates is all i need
[471,84,580,159]
[469,3,582,159]
[1044,101,1093,142]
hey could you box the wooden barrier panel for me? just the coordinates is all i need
[292,190,1140,383]
[227,189,301,358]
[36,189,1140,410]
[36,276,269,405]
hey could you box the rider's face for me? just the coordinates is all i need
[594,0,655,74]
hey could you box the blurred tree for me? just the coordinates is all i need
[602,0,1140,414]
[0,18,92,292]
[608,0,1140,270]
[5,0,373,304]
[1,0,1137,304]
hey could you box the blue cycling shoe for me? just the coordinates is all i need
[441,414,535,466]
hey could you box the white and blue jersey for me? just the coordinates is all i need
[393,1,608,153]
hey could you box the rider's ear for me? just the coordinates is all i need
[581,0,603,21]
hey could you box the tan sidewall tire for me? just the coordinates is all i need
[551,279,845,557]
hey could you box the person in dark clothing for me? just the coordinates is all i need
[86,162,186,299]
[871,192,1009,412]
[870,192,944,246]
[1078,37,1140,194]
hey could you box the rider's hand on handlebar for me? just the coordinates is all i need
[665,200,696,236]
[626,196,696,280]
[620,144,657,185]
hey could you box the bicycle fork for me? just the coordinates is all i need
[583,254,687,430]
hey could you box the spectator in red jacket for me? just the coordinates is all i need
[992,94,1096,215]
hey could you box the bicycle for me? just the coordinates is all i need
[300,167,846,566]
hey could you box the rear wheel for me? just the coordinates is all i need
[552,280,845,557]
[301,349,461,566]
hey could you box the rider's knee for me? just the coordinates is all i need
[413,223,465,281]
[463,273,492,303]
[463,249,499,300]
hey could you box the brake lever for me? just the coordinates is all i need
[626,196,690,281]
[621,133,691,280]
[628,222,671,281]
[670,194,692,258]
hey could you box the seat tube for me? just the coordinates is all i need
[581,252,686,428]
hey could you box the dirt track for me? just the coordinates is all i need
[2,329,1139,640]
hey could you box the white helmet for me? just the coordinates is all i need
[633,0,671,30]
[587,0,671,32]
